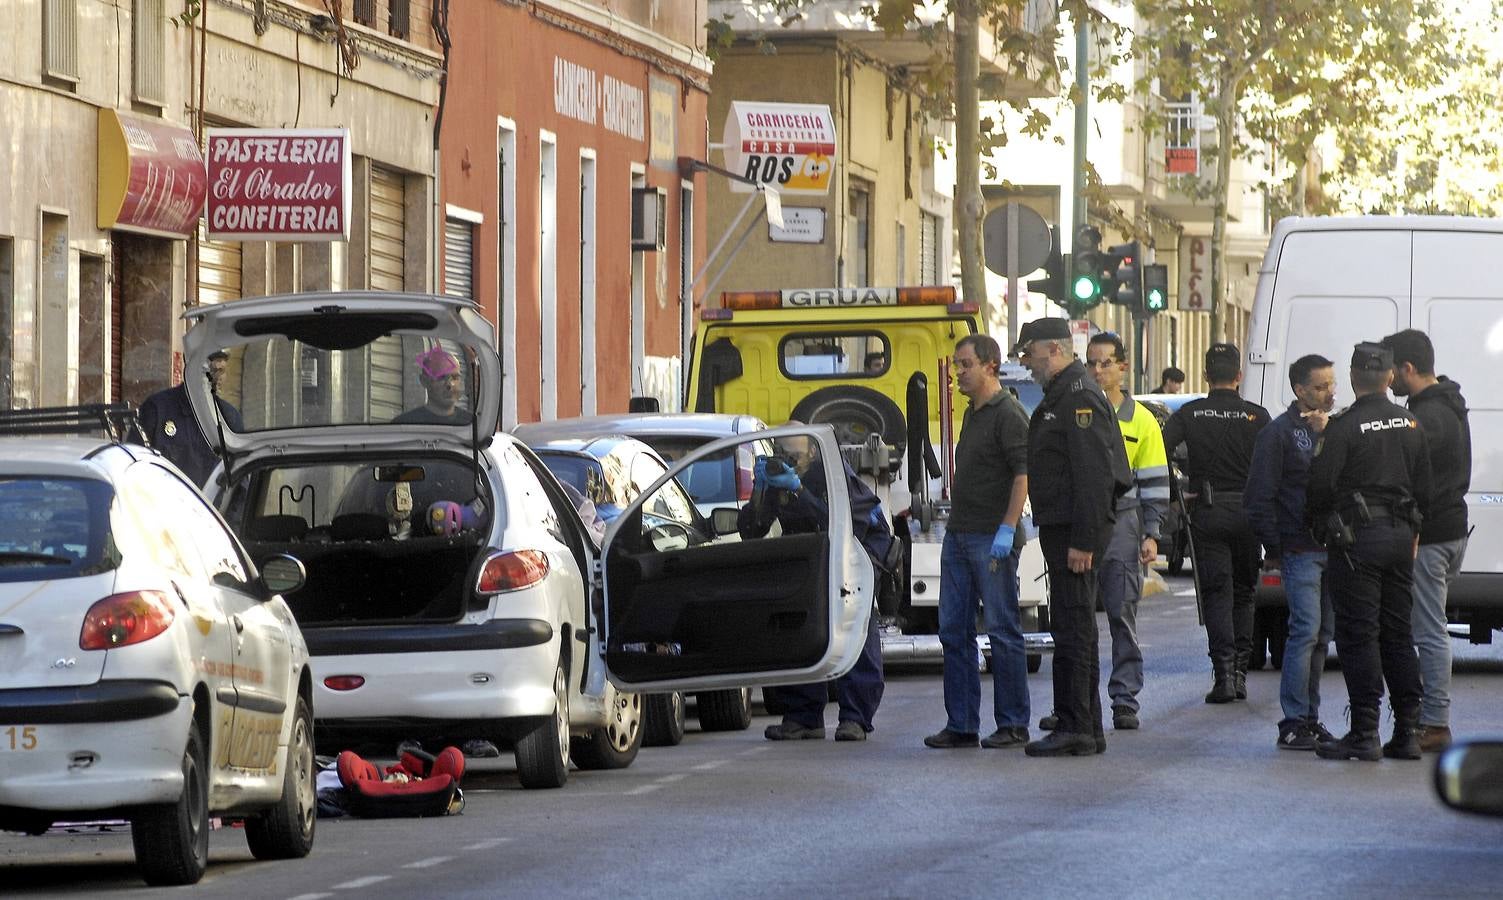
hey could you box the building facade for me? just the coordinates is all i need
[439,0,711,424]
[0,0,441,410]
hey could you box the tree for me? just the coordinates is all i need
[1133,0,1457,342]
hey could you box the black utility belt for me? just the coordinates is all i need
[1190,489,1242,509]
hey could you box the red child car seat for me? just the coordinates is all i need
[335,746,465,818]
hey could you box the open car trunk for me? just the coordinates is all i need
[223,454,491,627]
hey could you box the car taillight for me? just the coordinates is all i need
[324,675,366,691]
[735,446,755,502]
[476,549,550,595]
[1260,573,1282,587]
[79,591,175,651]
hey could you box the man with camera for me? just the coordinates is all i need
[738,428,893,742]
[1307,342,1434,762]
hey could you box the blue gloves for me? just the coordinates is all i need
[990,523,1016,561]
[766,460,801,492]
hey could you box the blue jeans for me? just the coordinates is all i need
[1413,538,1467,727]
[1277,550,1332,724]
[939,530,1030,734]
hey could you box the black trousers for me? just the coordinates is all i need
[769,609,885,731]
[1330,519,1423,717]
[1040,525,1103,739]
[1189,503,1259,666]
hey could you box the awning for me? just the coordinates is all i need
[97,109,207,238]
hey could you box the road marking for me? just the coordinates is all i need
[333,876,392,889]
[736,745,769,757]
[624,783,663,796]
[463,838,510,851]
[287,894,333,900]
[403,856,455,869]
[1174,588,1196,597]
[692,760,726,771]
[658,773,688,783]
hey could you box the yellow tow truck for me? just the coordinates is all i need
[685,285,1051,669]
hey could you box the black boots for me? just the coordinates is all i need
[1205,659,1237,704]
[1233,651,1250,700]
[1317,706,1383,761]
[1383,702,1423,760]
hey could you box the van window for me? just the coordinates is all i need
[779,332,889,380]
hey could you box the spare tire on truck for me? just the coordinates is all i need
[789,386,906,461]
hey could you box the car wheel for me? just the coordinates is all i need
[643,691,686,747]
[1027,654,1042,674]
[132,717,210,886]
[245,696,316,860]
[515,658,570,789]
[571,685,643,770]
[697,687,753,731]
[789,386,907,458]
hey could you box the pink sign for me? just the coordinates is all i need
[206,128,351,241]
[97,110,208,238]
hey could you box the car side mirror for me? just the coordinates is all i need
[259,553,307,596]
[1435,740,1503,816]
[711,507,740,537]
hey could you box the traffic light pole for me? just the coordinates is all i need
[1071,16,1089,274]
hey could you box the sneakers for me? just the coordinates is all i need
[1308,720,1336,744]
[1112,707,1140,730]
[764,720,825,741]
[1276,721,1318,751]
[1024,731,1098,757]
[1038,713,1059,731]
[923,729,979,749]
[834,720,868,742]
[1418,725,1453,753]
[981,726,1029,749]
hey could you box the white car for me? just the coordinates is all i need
[181,293,876,789]
[0,408,314,886]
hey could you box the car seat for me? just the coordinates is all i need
[335,746,465,818]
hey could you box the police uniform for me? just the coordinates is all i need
[138,381,243,488]
[1160,344,1270,702]
[1016,318,1131,755]
[1307,343,1434,761]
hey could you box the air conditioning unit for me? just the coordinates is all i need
[631,186,667,252]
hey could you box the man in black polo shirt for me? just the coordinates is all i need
[923,334,1033,750]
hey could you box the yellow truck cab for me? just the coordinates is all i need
[685,286,1051,669]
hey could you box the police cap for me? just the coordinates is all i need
[1350,341,1394,372]
[1012,317,1072,356]
[1205,342,1240,369]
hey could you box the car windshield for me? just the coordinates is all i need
[634,436,738,505]
[210,335,483,432]
[0,477,118,582]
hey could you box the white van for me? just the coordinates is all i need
[1244,215,1502,644]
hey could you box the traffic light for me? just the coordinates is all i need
[1143,263,1169,314]
[1027,226,1066,302]
[1106,241,1141,307]
[1069,225,1103,310]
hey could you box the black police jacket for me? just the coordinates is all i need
[1407,378,1470,544]
[137,383,243,488]
[1306,392,1434,529]
[1026,359,1131,553]
[1161,388,1270,496]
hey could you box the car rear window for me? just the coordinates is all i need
[0,477,117,582]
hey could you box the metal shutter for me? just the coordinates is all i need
[368,167,408,419]
[44,0,78,81]
[444,217,474,299]
[132,0,165,105]
[920,212,939,284]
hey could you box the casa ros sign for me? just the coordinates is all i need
[722,101,836,196]
[206,128,351,241]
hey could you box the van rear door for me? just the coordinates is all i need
[1411,229,1503,575]
[1251,227,1410,410]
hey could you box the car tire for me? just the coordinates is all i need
[643,691,686,747]
[1027,654,1042,674]
[698,687,753,731]
[758,687,788,718]
[571,686,643,770]
[789,386,907,458]
[515,659,570,789]
[132,716,210,886]
[245,696,316,860]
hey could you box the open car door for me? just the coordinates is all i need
[598,424,874,692]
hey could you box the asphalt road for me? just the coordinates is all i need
[6,574,1503,898]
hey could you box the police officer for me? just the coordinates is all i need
[1161,343,1270,703]
[1014,318,1130,757]
[1307,342,1434,762]
[138,349,243,488]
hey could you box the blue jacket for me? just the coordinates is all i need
[1244,402,1321,557]
[137,383,243,488]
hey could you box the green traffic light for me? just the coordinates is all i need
[1072,276,1097,302]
